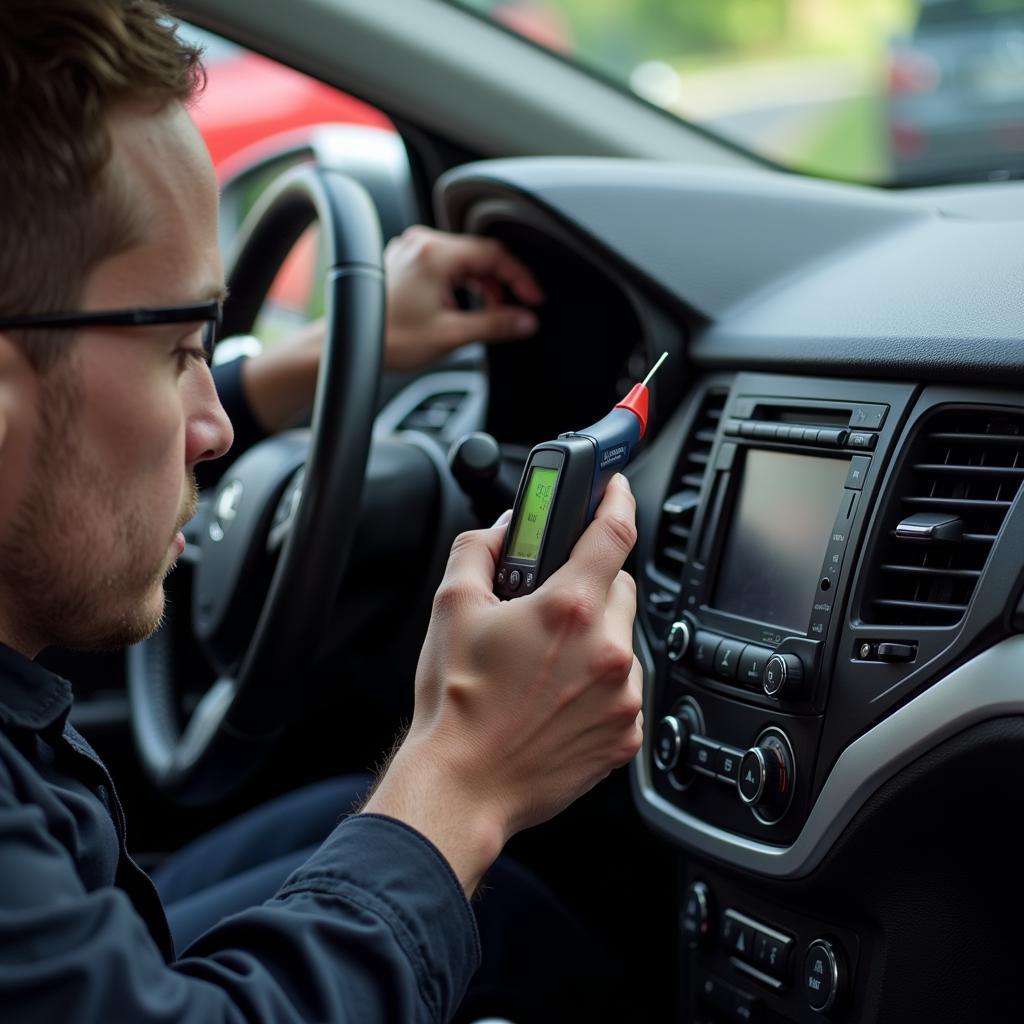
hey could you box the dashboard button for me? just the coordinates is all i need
[844,455,871,490]
[681,881,712,949]
[763,653,804,699]
[847,430,877,450]
[763,934,791,978]
[714,638,745,681]
[724,418,742,436]
[849,403,887,430]
[653,715,686,771]
[804,939,843,1014]
[692,631,720,674]
[722,913,755,961]
[716,745,744,784]
[729,924,755,961]
[815,427,849,447]
[686,735,719,775]
[754,930,792,979]
[738,749,767,804]
[666,620,692,662]
[738,644,773,690]
[740,421,757,438]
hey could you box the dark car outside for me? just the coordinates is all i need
[888,0,1024,183]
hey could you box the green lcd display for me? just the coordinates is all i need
[508,466,559,562]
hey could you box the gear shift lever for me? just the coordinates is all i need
[448,432,521,525]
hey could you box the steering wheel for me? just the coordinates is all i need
[127,165,384,805]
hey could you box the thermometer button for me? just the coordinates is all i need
[508,569,522,591]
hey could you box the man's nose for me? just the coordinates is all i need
[185,366,234,467]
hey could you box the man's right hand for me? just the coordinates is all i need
[362,473,643,894]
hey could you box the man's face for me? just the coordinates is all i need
[0,102,233,654]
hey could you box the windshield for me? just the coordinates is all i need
[453,0,1024,186]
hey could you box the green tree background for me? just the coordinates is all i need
[460,0,926,181]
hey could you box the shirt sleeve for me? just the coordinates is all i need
[197,357,269,490]
[0,774,480,1024]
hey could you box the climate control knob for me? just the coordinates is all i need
[763,653,804,699]
[653,714,690,771]
[738,729,796,824]
[666,619,692,662]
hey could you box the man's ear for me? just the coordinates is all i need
[0,331,36,455]
[0,333,14,453]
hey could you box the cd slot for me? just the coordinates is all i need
[764,408,851,428]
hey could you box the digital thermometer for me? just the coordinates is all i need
[494,353,668,599]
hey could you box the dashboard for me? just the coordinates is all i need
[434,159,1024,1023]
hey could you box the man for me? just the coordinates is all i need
[0,2,642,1021]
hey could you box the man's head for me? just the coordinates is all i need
[0,0,233,656]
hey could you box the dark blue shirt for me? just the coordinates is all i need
[0,644,480,1022]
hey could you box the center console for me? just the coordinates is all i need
[645,377,915,847]
[633,372,1024,1023]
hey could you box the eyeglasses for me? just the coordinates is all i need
[0,300,222,357]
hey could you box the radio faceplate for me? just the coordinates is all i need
[673,392,892,714]
[648,375,918,843]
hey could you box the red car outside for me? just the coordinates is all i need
[182,25,393,175]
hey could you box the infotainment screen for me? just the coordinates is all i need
[712,450,849,633]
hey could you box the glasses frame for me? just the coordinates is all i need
[0,300,222,356]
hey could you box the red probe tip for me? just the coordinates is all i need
[615,383,650,439]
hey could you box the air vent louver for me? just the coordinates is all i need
[864,407,1024,627]
[647,387,727,625]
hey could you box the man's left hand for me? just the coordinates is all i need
[383,226,543,370]
[239,228,543,433]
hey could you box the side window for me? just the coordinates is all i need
[177,23,394,352]
[180,24,392,176]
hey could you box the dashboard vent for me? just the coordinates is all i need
[864,407,1024,627]
[647,387,727,625]
[397,391,467,437]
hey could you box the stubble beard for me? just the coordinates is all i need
[0,367,197,652]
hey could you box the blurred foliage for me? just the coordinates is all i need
[456,0,924,182]
[462,0,916,72]
[458,0,1024,184]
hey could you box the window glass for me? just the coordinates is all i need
[178,23,392,174]
[453,0,1024,186]
[175,23,391,351]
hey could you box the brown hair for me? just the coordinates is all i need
[0,0,205,368]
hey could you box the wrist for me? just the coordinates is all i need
[239,324,322,433]
[361,740,507,895]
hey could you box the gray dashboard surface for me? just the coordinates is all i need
[439,159,1024,383]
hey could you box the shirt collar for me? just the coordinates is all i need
[0,643,73,731]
